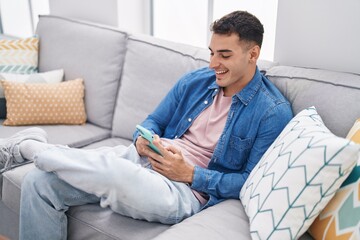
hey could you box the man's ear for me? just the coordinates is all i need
[249,45,260,63]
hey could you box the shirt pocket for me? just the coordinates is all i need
[225,135,252,170]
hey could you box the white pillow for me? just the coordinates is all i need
[240,107,359,240]
[0,69,64,98]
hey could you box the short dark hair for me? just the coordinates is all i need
[211,11,264,48]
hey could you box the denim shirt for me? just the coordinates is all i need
[134,66,293,208]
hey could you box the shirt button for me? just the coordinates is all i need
[175,135,178,139]
[188,118,192,122]
[204,100,208,104]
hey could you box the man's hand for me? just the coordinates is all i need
[135,135,153,157]
[146,136,195,184]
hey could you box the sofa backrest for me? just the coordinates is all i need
[111,34,210,140]
[36,15,127,129]
[266,66,360,137]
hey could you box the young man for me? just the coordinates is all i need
[0,11,292,239]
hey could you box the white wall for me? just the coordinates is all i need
[117,0,151,34]
[153,0,209,48]
[153,0,278,61]
[49,0,151,34]
[213,0,278,61]
[274,0,360,74]
[0,0,33,37]
[49,0,118,26]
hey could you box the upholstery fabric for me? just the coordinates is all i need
[67,204,170,240]
[309,119,360,240]
[0,37,38,74]
[240,107,359,240]
[266,66,360,138]
[1,79,86,126]
[36,15,127,129]
[111,34,209,140]
[0,69,64,119]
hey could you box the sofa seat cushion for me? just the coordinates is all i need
[2,163,36,213]
[67,204,170,240]
[266,66,360,137]
[0,121,111,148]
[153,199,251,240]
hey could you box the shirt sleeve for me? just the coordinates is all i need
[191,103,293,199]
[132,74,186,143]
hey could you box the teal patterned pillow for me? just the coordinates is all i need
[0,36,39,74]
[240,107,359,240]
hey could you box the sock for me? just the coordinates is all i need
[19,140,54,161]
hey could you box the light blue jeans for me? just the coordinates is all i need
[19,144,202,240]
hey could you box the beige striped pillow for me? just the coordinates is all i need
[0,37,39,74]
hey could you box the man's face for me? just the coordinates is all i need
[208,33,257,96]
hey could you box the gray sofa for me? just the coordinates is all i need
[1,15,360,240]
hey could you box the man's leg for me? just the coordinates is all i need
[33,144,202,224]
[19,168,100,240]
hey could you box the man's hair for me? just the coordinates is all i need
[211,11,264,48]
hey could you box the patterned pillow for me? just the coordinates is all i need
[240,107,359,240]
[0,36,39,74]
[1,78,86,125]
[0,69,64,119]
[309,119,360,239]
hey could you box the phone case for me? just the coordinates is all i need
[136,125,162,155]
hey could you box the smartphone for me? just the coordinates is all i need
[136,125,162,155]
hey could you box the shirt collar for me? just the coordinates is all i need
[207,67,262,105]
[234,67,262,105]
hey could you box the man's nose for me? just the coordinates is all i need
[209,56,220,69]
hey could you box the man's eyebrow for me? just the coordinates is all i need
[208,47,232,53]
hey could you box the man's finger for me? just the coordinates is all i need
[166,145,181,155]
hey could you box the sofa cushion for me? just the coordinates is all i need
[0,36,38,74]
[36,15,127,129]
[111,34,209,140]
[240,107,359,240]
[67,204,170,240]
[0,69,64,119]
[309,119,360,240]
[266,66,360,137]
[0,122,110,148]
[153,199,251,240]
[1,78,86,126]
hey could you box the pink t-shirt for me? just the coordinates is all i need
[162,88,232,203]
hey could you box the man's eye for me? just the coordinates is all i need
[210,52,214,56]
[221,55,231,59]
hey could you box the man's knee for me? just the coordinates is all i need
[22,168,56,195]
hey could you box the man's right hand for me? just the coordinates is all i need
[135,135,152,157]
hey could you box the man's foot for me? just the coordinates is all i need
[0,127,48,173]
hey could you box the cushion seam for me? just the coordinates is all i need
[266,74,360,90]
[38,15,128,36]
[129,37,209,64]
[67,213,119,240]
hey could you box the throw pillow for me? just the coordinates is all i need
[308,119,360,240]
[0,36,39,74]
[1,78,86,125]
[239,107,359,240]
[0,69,64,119]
